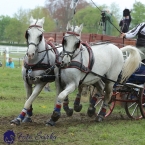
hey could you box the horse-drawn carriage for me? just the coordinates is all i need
[10,17,145,126]
[90,64,145,120]
[44,25,145,121]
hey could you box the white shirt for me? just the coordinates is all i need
[125,22,145,39]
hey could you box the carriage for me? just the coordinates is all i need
[89,65,145,120]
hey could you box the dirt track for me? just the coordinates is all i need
[0,112,131,145]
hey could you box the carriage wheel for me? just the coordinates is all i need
[94,96,115,117]
[124,90,143,119]
[138,86,145,118]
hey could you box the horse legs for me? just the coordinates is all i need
[74,85,83,112]
[87,80,105,117]
[46,83,76,126]
[96,81,113,122]
[10,83,46,125]
[63,85,84,115]
[63,96,73,116]
[22,105,33,123]
[21,82,33,123]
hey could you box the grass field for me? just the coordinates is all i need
[0,68,145,145]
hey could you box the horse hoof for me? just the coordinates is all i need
[66,108,73,116]
[95,115,104,122]
[45,119,55,126]
[74,104,82,112]
[10,118,21,126]
[22,117,32,123]
[51,111,61,122]
[87,107,96,117]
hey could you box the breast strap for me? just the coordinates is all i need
[67,42,95,73]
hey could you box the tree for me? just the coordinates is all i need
[4,18,24,43]
[130,2,145,28]
[45,0,90,31]
[109,2,121,21]
[0,16,11,41]
[28,6,55,32]
[73,5,120,36]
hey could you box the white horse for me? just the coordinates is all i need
[46,22,142,126]
[10,16,62,125]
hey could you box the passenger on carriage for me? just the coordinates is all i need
[119,9,131,33]
[121,22,145,62]
[47,37,54,44]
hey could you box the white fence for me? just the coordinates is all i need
[0,45,27,68]
[0,45,27,53]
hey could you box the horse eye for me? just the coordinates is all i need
[75,40,80,48]
[63,39,67,46]
[25,31,29,39]
[39,34,42,41]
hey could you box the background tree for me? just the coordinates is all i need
[74,5,120,36]
[4,18,24,44]
[28,6,55,32]
[45,0,90,31]
[3,7,55,44]
[110,3,121,21]
[130,2,145,28]
[0,16,11,41]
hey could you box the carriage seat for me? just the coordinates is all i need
[125,83,144,89]
[127,63,145,84]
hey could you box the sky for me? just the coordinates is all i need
[0,0,145,17]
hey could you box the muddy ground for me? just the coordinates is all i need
[0,112,130,145]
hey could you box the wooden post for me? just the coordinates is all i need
[3,51,6,68]
[21,58,24,69]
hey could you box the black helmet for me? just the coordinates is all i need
[123,9,130,16]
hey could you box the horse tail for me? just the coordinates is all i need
[120,45,142,83]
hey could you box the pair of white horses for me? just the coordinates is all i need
[11,16,142,126]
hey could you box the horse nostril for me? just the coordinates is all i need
[32,53,34,56]
[62,61,64,64]
[26,53,28,56]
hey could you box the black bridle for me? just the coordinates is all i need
[62,31,81,59]
[25,24,43,51]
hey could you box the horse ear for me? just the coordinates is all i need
[79,24,83,32]
[66,22,72,31]
[30,16,34,23]
[41,17,45,24]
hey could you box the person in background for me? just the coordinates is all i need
[105,10,113,36]
[47,37,55,44]
[121,22,145,61]
[6,57,15,68]
[119,9,131,33]
[44,37,55,92]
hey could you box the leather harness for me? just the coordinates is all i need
[59,42,95,85]
[24,41,58,83]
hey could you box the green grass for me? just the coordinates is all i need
[0,68,145,145]
[0,67,77,116]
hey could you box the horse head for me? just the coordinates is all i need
[25,16,45,60]
[61,22,83,67]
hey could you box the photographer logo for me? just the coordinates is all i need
[3,130,15,144]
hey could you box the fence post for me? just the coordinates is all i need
[3,51,6,68]
[21,58,24,69]
[5,47,9,63]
